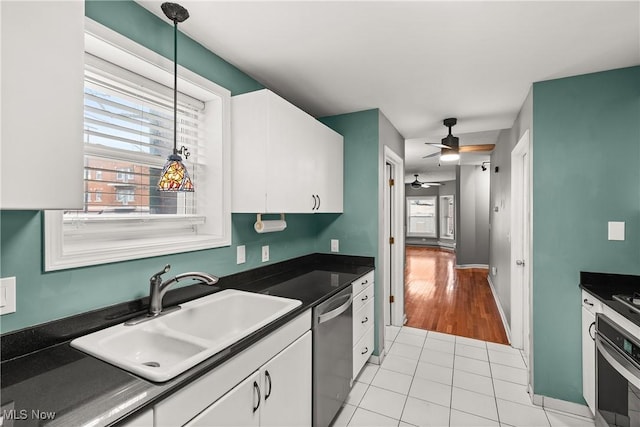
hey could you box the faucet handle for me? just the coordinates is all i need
[151,264,171,282]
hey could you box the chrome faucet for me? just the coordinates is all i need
[126,264,219,326]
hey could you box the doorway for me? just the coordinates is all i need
[510,130,532,371]
[382,147,405,329]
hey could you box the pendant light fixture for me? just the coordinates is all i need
[157,2,194,192]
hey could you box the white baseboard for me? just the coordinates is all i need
[456,264,489,269]
[487,275,511,344]
[368,351,385,365]
[532,394,593,419]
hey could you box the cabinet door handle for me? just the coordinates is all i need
[264,370,272,400]
[589,321,596,341]
[253,381,261,413]
[583,298,594,307]
[361,317,368,324]
[312,195,317,211]
[361,347,368,355]
[317,195,321,210]
[361,295,368,302]
[362,280,368,286]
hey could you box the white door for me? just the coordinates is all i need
[314,125,344,213]
[185,371,261,427]
[266,92,315,212]
[384,162,393,326]
[581,305,596,414]
[260,331,312,426]
[510,130,532,366]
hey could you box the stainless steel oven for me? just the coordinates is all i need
[595,313,640,427]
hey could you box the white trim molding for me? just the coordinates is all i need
[44,19,231,271]
[532,393,593,419]
[487,274,511,344]
[455,264,489,269]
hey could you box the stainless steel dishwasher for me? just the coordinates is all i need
[313,285,353,427]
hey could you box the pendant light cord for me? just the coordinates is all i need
[173,19,178,156]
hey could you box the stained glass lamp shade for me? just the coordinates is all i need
[157,2,194,192]
[158,153,193,191]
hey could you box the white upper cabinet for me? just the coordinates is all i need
[232,89,343,213]
[1,1,84,210]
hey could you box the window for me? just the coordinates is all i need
[406,196,437,238]
[439,195,455,239]
[44,19,231,271]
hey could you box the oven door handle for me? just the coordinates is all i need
[597,335,640,390]
[317,294,353,325]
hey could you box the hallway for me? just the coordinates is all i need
[404,246,508,344]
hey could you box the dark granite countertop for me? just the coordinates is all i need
[0,253,373,427]
[579,271,640,328]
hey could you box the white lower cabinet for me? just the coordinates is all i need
[352,271,375,380]
[186,331,311,427]
[260,332,312,426]
[186,372,260,427]
[155,312,311,427]
[581,291,601,416]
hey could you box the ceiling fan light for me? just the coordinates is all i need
[440,147,459,162]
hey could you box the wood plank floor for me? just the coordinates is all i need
[404,246,509,344]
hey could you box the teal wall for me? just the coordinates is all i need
[317,110,380,258]
[532,66,640,403]
[0,212,320,333]
[318,110,381,353]
[84,0,262,95]
[0,1,386,334]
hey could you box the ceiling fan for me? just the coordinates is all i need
[409,174,443,189]
[423,118,495,162]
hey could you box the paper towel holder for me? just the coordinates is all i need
[254,213,287,233]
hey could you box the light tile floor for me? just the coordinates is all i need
[331,326,596,427]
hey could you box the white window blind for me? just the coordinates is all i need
[63,54,208,240]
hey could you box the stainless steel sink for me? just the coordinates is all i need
[71,290,301,382]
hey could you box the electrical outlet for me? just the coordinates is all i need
[237,245,246,264]
[331,239,339,253]
[262,245,269,262]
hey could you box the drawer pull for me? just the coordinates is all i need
[583,298,594,307]
[361,317,368,324]
[361,295,368,302]
[361,347,368,355]
[264,370,272,400]
[253,381,261,413]
[362,280,368,285]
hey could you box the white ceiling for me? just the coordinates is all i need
[138,1,640,183]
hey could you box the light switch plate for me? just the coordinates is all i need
[262,245,269,262]
[608,221,625,241]
[0,277,17,315]
[331,239,339,253]
[236,245,246,264]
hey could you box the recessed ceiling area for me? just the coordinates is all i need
[137,1,640,184]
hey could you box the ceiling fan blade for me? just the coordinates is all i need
[425,143,450,149]
[459,144,496,153]
[421,182,443,186]
[422,152,440,159]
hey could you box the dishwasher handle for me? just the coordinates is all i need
[317,294,353,325]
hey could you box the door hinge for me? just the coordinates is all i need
[389,295,395,303]
[389,178,394,187]
[389,236,395,245]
